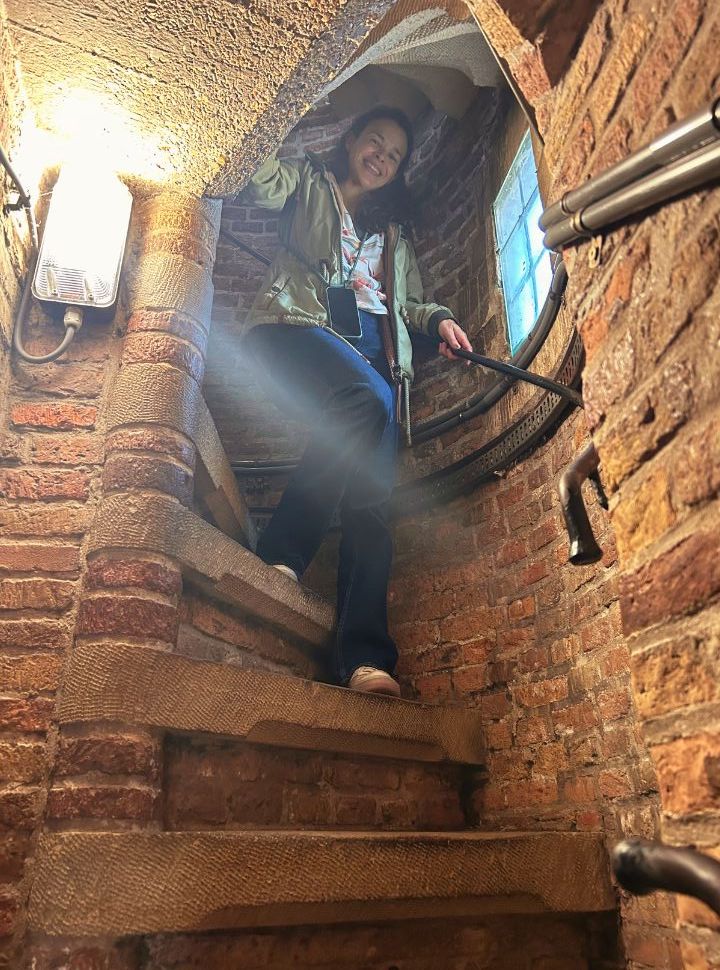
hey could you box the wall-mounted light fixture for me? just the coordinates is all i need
[5,163,133,364]
[33,166,132,316]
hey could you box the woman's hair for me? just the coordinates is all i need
[325,106,416,233]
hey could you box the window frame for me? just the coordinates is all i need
[492,131,552,355]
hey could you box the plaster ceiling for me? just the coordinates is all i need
[5,0,395,195]
[323,1,500,120]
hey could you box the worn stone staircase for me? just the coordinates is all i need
[28,521,615,943]
[24,322,616,957]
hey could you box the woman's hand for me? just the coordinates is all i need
[438,319,473,364]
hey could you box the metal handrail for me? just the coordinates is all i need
[449,348,583,407]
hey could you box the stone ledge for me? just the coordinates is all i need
[60,643,485,764]
[28,830,615,935]
[89,492,333,647]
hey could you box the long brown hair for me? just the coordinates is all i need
[325,106,416,234]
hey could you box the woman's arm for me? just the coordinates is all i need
[242,155,303,211]
[403,241,473,359]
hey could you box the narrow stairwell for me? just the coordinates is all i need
[23,383,618,960]
[28,518,615,947]
[16,317,620,964]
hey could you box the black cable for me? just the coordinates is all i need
[219,226,272,267]
[0,144,38,248]
[1,144,79,362]
[0,144,31,207]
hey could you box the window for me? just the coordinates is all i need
[492,131,553,354]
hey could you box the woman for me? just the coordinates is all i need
[243,106,472,697]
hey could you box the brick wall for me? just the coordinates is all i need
[518,0,720,964]
[0,5,33,953]
[208,8,720,963]
[390,410,676,968]
[0,8,123,958]
[140,914,618,970]
[25,913,617,970]
[0,0,24,408]
[1,0,716,964]
[405,88,521,426]
[0,211,125,967]
[165,738,466,831]
[204,65,668,968]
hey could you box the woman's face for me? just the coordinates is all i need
[345,118,409,193]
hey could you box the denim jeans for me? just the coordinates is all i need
[244,312,399,683]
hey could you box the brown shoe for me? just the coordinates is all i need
[271,564,298,582]
[348,666,401,697]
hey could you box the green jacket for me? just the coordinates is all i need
[243,152,454,390]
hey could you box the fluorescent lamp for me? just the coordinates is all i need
[32,166,132,310]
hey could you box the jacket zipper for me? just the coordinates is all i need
[325,171,412,445]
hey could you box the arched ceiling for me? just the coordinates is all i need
[323,0,500,120]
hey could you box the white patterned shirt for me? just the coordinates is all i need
[329,175,387,314]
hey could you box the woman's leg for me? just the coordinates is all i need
[334,311,399,683]
[334,424,399,683]
[245,324,395,578]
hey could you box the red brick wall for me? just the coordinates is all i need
[405,89,526,426]
[0,216,125,961]
[0,12,125,956]
[177,592,319,678]
[390,410,675,967]
[203,78,663,968]
[209,2,720,962]
[165,738,466,831]
[24,913,618,970]
[2,0,716,964]
[516,0,720,964]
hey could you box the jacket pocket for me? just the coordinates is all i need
[260,273,291,311]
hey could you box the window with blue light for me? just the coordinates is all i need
[492,131,553,354]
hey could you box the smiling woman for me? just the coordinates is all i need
[241,106,473,698]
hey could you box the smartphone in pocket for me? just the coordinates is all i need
[326,285,362,340]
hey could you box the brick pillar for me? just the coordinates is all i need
[27,192,220,966]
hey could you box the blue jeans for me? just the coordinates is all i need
[244,312,399,683]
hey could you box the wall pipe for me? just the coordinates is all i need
[614,839,720,918]
[558,440,605,565]
[412,259,568,443]
[540,98,720,231]
[544,136,720,250]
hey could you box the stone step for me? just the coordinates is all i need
[28,830,615,936]
[61,642,485,764]
[90,492,334,647]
